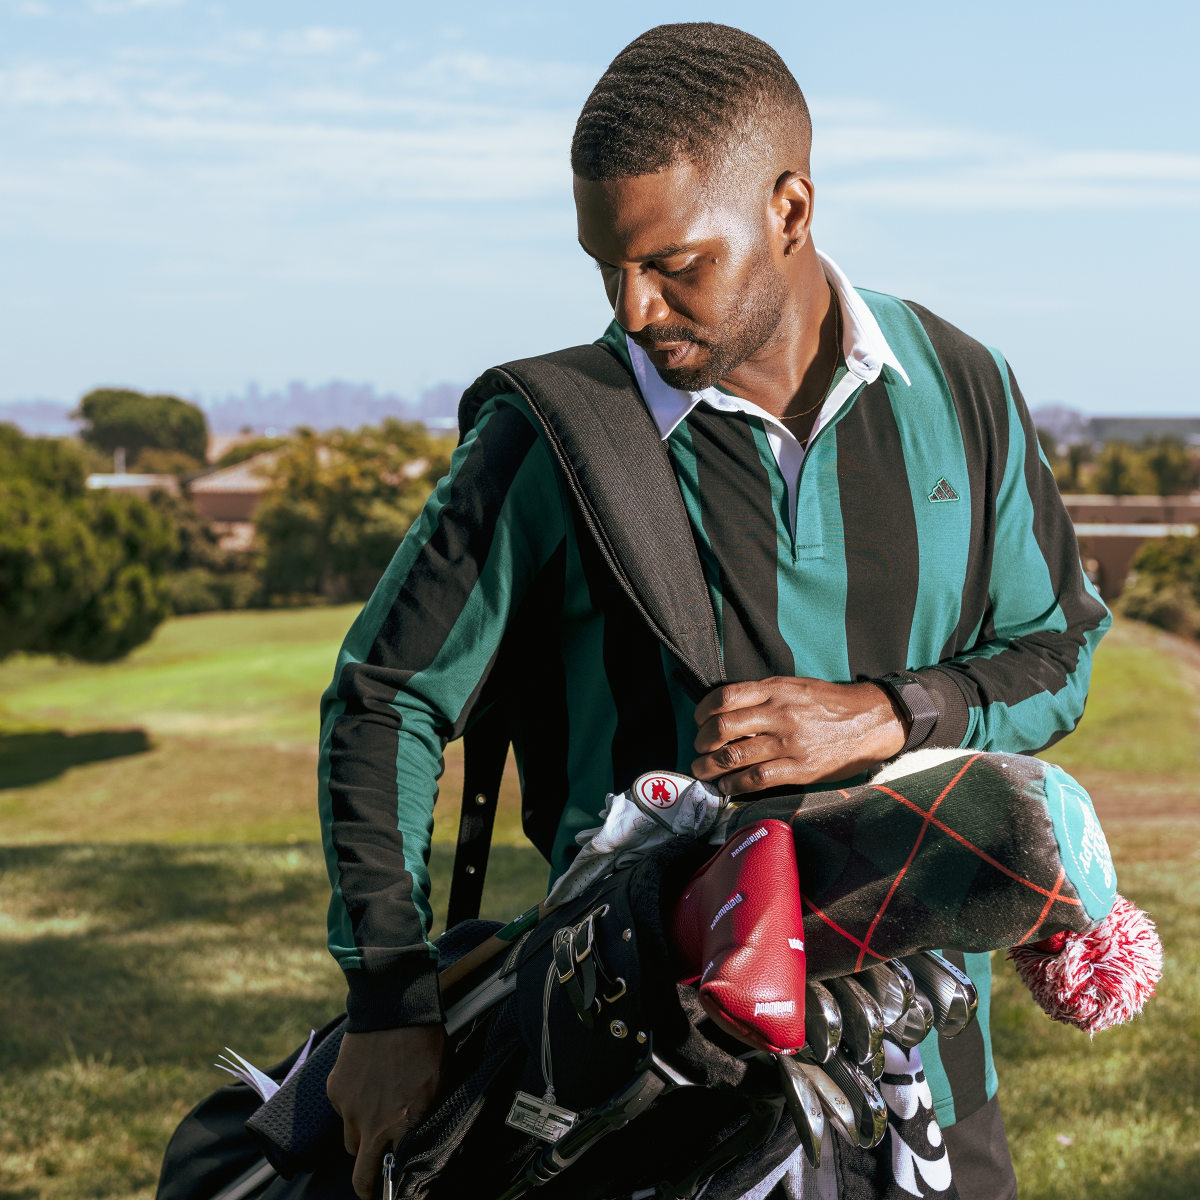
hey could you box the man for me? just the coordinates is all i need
[319,23,1109,1200]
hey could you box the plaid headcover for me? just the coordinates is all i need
[729,751,1117,979]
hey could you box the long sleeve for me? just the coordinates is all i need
[915,351,1110,754]
[317,395,567,1031]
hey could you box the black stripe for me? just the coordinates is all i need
[499,542,573,862]
[934,949,991,1117]
[328,403,541,964]
[687,408,794,681]
[904,301,1002,663]
[571,504,679,794]
[835,378,921,678]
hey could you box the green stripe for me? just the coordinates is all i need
[966,950,999,1099]
[783,418,850,680]
[865,295,972,666]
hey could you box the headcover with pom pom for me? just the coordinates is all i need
[1008,894,1163,1033]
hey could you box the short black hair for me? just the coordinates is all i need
[571,23,811,182]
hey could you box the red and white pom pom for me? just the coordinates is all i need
[1008,894,1163,1034]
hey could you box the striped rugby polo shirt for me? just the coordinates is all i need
[319,254,1110,1127]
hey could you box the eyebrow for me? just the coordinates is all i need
[577,238,694,265]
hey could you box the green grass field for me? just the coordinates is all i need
[0,609,1197,1198]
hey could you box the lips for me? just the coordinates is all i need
[639,340,695,368]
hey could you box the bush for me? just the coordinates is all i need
[1118,577,1200,639]
[166,568,262,615]
[1119,534,1200,640]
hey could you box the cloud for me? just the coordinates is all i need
[810,99,1200,211]
[90,0,184,12]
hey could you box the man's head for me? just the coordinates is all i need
[571,23,818,393]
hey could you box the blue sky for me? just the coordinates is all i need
[2,0,1197,414]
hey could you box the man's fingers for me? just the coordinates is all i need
[702,757,809,796]
[692,733,786,781]
[693,704,777,753]
[693,679,777,726]
[352,1133,393,1200]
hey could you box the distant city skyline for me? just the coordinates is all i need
[2,1,1198,415]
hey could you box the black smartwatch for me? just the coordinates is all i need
[875,672,938,753]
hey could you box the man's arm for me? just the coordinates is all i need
[318,395,567,1195]
[692,352,1109,791]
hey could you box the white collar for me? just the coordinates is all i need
[627,248,912,441]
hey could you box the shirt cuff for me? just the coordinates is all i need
[342,961,446,1032]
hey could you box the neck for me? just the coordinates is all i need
[718,250,838,422]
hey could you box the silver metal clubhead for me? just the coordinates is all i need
[824,975,884,1066]
[776,1053,825,1168]
[794,1059,856,1137]
[818,1051,888,1149]
[902,952,978,1039]
[865,1046,885,1081]
[852,961,915,1026]
[886,989,935,1049]
[803,981,842,1064]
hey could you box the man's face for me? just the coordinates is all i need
[574,161,789,392]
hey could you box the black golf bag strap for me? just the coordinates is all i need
[446,708,510,929]
[446,343,727,924]
[459,343,725,699]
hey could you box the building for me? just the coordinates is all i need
[1063,494,1200,600]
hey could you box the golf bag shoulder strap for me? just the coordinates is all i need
[447,343,726,926]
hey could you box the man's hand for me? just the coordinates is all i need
[692,676,908,794]
[327,1024,446,1200]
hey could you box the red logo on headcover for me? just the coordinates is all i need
[640,776,680,809]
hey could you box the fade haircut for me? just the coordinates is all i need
[571,23,811,184]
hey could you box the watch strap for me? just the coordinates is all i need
[876,672,938,753]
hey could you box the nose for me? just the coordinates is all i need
[612,268,670,333]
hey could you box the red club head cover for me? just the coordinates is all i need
[1007,893,1163,1034]
[670,819,806,1054]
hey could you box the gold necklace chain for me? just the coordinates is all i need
[784,284,842,424]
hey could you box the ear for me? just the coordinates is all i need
[770,171,815,258]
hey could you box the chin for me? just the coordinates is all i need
[656,360,725,392]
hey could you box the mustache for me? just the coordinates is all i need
[629,326,709,350]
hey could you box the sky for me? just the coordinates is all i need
[1,0,1198,416]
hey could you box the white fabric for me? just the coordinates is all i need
[625,249,912,533]
[543,771,727,907]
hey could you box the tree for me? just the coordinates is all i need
[0,425,178,661]
[1142,437,1197,497]
[75,387,209,467]
[1092,441,1153,497]
[255,420,454,602]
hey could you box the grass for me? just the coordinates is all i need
[0,608,1197,1198]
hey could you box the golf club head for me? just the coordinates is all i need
[852,960,916,1026]
[776,1053,825,1168]
[885,988,935,1049]
[902,952,978,1039]
[817,1051,888,1149]
[794,1058,856,1143]
[802,981,842,1064]
[824,975,884,1066]
[865,1045,885,1082]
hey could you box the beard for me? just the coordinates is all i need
[632,250,790,392]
